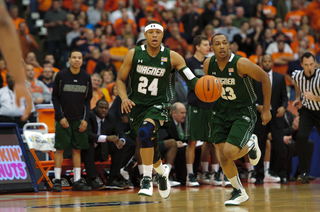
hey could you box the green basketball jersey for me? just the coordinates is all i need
[128,44,175,106]
[208,53,257,108]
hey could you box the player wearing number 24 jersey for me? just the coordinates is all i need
[116,21,198,198]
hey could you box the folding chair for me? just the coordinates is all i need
[23,123,56,189]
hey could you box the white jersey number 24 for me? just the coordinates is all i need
[138,76,158,96]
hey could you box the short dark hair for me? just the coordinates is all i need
[69,50,82,58]
[43,61,52,67]
[96,99,109,107]
[210,33,228,44]
[300,52,315,63]
[193,35,208,52]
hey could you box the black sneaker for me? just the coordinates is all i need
[72,180,92,191]
[88,177,105,190]
[297,172,310,184]
[52,179,61,192]
[106,178,127,190]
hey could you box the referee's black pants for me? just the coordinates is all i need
[296,107,320,173]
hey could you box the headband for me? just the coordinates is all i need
[145,24,164,32]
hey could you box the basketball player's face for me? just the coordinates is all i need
[198,40,210,56]
[301,57,316,77]
[145,29,163,48]
[211,35,230,58]
[69,52,83,69]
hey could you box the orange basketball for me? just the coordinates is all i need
[195,75,222,103]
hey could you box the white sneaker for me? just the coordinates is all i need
[248,134,261,166]
[201,172,211,185]
[211,171,223,186]
[138,176,153,197]
[223,174,232,187]
[247,170,256,183]
[263,170,281,183]
[158,164,171,199]
[225,188,249,206]
[169,180,181,187]
[186,173,200,187]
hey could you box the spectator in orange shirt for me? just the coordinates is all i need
[139,6,161,32]
[291,29,306,53]
[284,0,306,27]
[18,22,39,59]
[113,9,138,37]
[267,20,277,36]
[230,41,247,58]
[104,0,126,12]
[299,15,316,39]
[9,5,29,33]
[109,0,135,25]
[63,0,88,12]
[304,0,320,32]
[249,43,264,65]
[96,11,112,31]
[86,47,101,75]
[271,41,295,85]
[0,58,7,87]
[262,0,277,21]
[101,69,115,88]
[164,25,189,57]
[25,52,43,79]
[90,73,110,109]
[109,36,129,72]
[282,18,297,41]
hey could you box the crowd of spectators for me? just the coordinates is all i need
[0,0,319,188]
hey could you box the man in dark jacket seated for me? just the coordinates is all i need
[82,99,129,189]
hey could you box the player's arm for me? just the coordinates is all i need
[237,58,272,125]
[171,51,198,90]
[0,1,32,121]
[116,48,136,113]
[203,58,211,75]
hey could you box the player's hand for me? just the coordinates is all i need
[261,109,271,125]
[107,135,119,142]
[14,82,33,121]
[176,141,184,148]
[60,118,69,128]
[79,120,87,132]
[292,100,300,109]
[276,106,285,117]
[121,98,136,113]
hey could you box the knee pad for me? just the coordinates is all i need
[138,121,155,148]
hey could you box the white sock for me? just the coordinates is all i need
[246,163,254,172]
[120,168,129,180]
[138,165,143,175]
[212,164,219,173]
[154,162,165,175]
[54,167,61,180]
[201,162,209,173]
[74,167,81,182]
[264,161,270,173]
[143,164,153,178]
[228,174,243,190]
[186,164,193,175]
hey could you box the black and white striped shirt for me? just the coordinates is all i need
[292,68,320,111]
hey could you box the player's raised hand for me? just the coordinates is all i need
[121,98,136,113]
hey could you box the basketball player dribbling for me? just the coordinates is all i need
[116,20,198,198]
[203,33,272,206]
[0,0,32,120]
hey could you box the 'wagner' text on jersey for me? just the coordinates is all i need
[136,65,166,77]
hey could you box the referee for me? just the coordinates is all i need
[292,52,320,184]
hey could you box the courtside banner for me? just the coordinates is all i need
[0,123,38,193]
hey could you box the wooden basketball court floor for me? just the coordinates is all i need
[1,179,320,212]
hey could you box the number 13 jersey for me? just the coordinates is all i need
[208,53,257,108]
[128,44,175,106]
